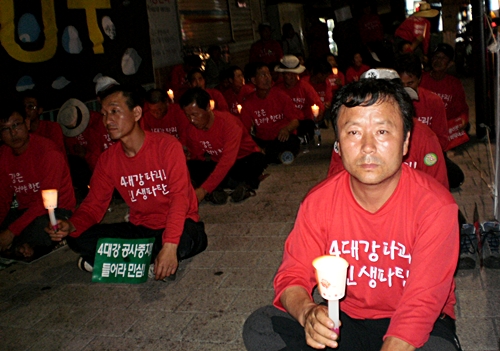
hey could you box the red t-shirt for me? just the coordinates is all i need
[302,76,333,106]
[420,72,469,124]
[274,165,458,348]
[168,64,189,99]
[206,88,229,112]
[0,134,76,235]
[395,16,431,54]
[274,80,324,120]
[69,132,199,245]
[140,103,185,139]
[414,87,449,151]
[179,111,261,193]
[327,71,346,97]
[33,120,66,157]
[249,39,283,64]
[240,88,301,141]
[238,84,257,102]
[358,13,384,44]
[329,119,449,189]
[346,64,370,83]
[63,111,106,171]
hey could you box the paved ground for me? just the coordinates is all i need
[1,77,499,350]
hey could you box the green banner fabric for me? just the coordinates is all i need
[92,237,155,284]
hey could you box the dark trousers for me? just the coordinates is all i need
[253,135,301,164]
[243,305,462,351]
[445,153,465,189]
[297,119,316,141]
[67,155,92,201]
[67,219,207,265]
[187,152,267,190]
[1,207,73,250]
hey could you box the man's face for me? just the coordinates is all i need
[190,72,206,89]
[252,66,272,91]
[259,27,272,40]
[399,72,420,91]
[23,97,42,122]
[354,53,363,67]
[230,69,245,89]
[101,92,141,140]
[337,99,409,187]
[431,52,451,72]
[283,72,298,88]
[0,112,31,154]
[147,101,168,120]
[183,102,212,130]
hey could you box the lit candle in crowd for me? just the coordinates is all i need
[332,68,338,75]
[237,104,242,114]
[210,99,215,110]
[167,89,174,101]
[42,189,59,231]
[311,104,319,118]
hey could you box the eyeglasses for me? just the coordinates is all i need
[25,104,38,111]
[0,122,25,135]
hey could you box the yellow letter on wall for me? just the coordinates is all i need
[0,0,58,63]
[68,0,111,54]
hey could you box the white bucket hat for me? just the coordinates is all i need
[360,68,419,100]
[95,76,120,94]
[57,98,90,137]
[274,55,306,74]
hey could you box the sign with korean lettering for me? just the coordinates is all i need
[92,237,155,284]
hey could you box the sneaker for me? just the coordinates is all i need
[205,190,228,205]
[77,257,93,272]
[230,184,256,203]
[458,224,478,269]
[279,151,295,165]
[481,221,500,268]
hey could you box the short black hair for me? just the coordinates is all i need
[331,79,413,139]
[309,58,332,76]
[0,99,26,123]
[179,87,211,110]
[246,62,269,79]
[394,54,422,79]
[99,84,145,110]
[433,43,454,61]
[146,88,167,104]
[187,68,205,83]
[20,89,44,106]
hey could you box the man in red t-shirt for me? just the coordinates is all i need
[0,101,75,259]
[187,69,229,112]
[141,88,186,138]
[240,63,301,164]
[243,79,460,351]
[249,23,283,65]
[346,52,370,83]
[45,85,207,281]
[21,90,65,156]
[274,55,324,145]
[179,88,266,205]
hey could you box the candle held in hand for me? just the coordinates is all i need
[311,104,319,118]
[167,89,174,101]
[237,104,242,114]
[42,189,59,231]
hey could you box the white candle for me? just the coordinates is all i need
[210,99,215,110]
[332,68,338,75]
[311,104,319,118]
[167,89,174,101]
[237,104,242,114]
[42,189,59,231]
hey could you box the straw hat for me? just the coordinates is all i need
[57,98,90,137]
[274,55,306,74]
[413,2,439,18]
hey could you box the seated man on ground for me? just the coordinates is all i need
[243,79,461,351]
[141,88,186,138]
[45,84,207,280]
[21,89,66,156]
[179,88,267,205]
[274,55,324,145]
[240,62,301,165]
[187,69,229,112]
[0,101,75,258]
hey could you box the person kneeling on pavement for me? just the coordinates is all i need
[179,88,267,205]
[45,84,207,281]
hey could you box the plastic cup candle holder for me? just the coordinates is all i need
[312,255,349,334]
[41,189,59,231]
[210,99,215,110]
[237,104,242,114]
[311,104,319,118]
